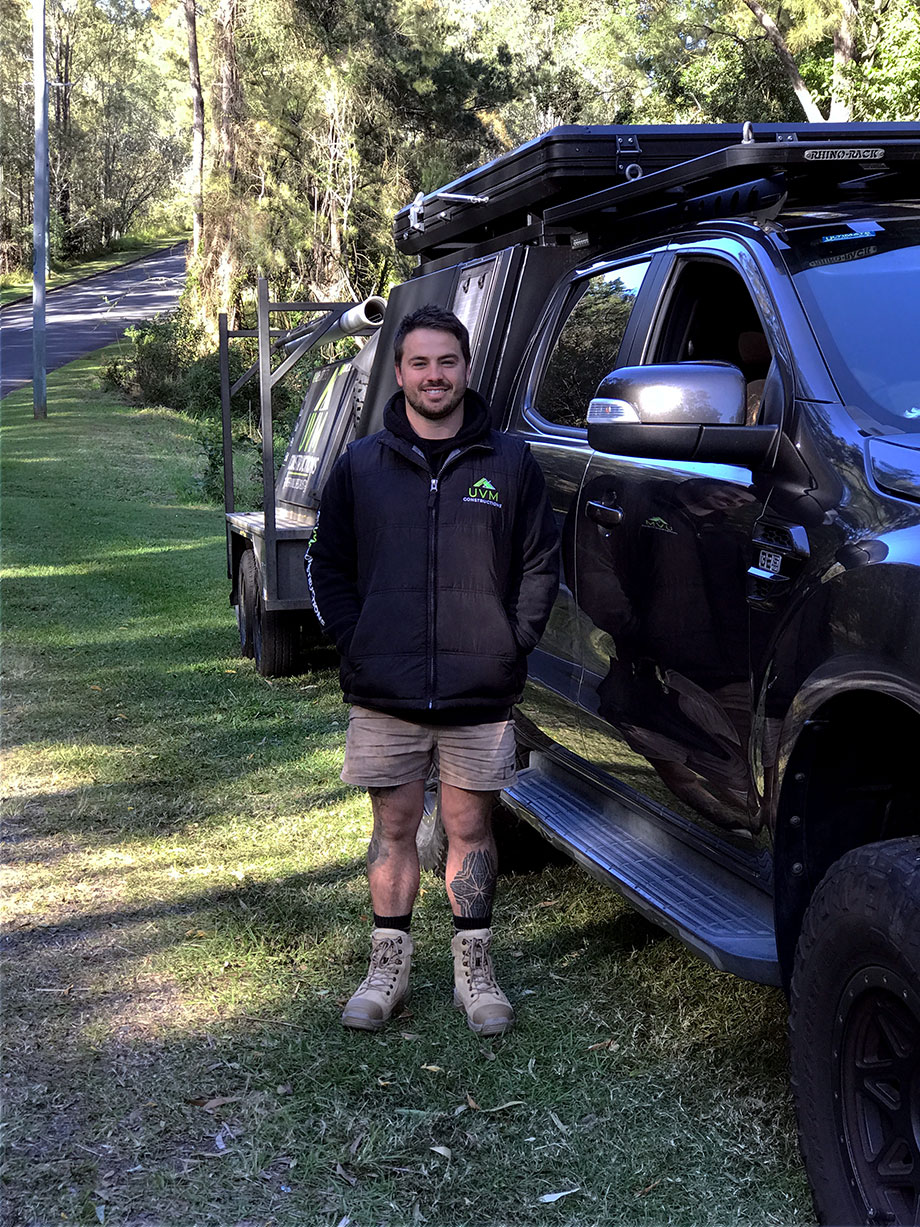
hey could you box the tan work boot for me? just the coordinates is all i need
[451,928,514,1036]
[341,928,413,1032]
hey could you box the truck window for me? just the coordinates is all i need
[650,258,773,423]
[533,261,649,429]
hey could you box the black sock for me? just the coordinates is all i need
[452,914,492,932]
[373,912,412,933]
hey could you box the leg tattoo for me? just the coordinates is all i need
[449,848,497,918]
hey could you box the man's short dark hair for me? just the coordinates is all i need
[393,305,471,366]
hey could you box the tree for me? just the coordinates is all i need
[183,0,205,255]
[653,0,920,122]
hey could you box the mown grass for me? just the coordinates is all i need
[0,233,191,307]
[1,355,813,1227]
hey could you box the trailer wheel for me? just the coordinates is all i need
[237,549,309,677]
[237,549,258,659]
[790,837,920,1226]
[252,585,305,677]
[416,769,447,873]
[414,740,565,877]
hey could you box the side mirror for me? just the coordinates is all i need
[587,363,779,466]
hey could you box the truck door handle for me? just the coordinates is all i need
[585,499,624,528]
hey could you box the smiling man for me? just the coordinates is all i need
[306,304,559,1036]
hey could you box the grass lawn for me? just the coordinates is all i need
[1,355,813,1227]
[0,234,191,308]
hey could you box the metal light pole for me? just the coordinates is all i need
[33,0,48,419]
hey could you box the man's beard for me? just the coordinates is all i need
[404,384,465,421]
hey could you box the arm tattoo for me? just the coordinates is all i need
[449,848,497,917]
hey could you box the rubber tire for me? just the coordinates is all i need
[789,836,920,1226]
[416,768,447,874]
[413,739,566,877]
[236,549,258,659]
[253,592,305,677]
[238,549,310,677]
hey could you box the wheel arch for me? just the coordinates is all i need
[774,682,920,987]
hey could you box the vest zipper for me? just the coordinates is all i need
[427,475,439,709]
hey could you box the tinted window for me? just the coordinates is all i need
[783,220,920,433]
[533,262,648,428]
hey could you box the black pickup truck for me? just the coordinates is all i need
[222,121,920,1225]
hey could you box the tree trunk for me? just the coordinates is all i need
[830,0,858,120]
[183,0,205,255]
[215,0,242,181]
[741,0,826,121]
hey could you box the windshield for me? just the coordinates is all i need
[783,219,920,433]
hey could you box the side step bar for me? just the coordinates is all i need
[502,753,781,986]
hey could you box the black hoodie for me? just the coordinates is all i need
[305,389,560,722]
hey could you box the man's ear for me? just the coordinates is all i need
[394,362,404,388]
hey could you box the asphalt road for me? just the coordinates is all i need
[0,245,187,399]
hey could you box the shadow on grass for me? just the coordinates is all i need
[3,854,807,1227]
[1,859,368,957]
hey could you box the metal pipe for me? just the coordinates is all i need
[32,0,48,419]
[257,278,277,604]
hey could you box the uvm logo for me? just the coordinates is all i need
[641,515,676,534]
[464,476,502,508]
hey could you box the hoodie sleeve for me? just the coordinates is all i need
[304,449,362,654]
[506,444,561,653]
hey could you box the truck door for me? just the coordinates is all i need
[575,242,784,836]
[511,255,656,758]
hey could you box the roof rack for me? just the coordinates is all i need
[395,122,920,260]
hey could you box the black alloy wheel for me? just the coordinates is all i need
[790,838,920,1226]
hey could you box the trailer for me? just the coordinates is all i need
[219,280,387,674]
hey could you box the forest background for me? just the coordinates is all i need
[3,0,920,341]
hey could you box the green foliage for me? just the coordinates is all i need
[104,303,323,505]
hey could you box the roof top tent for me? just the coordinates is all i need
[394,121,920,263]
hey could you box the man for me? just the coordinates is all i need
[305,304,559,1036]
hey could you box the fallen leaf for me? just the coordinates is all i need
[94,1207,105,1225]
[636,1179,662,1196]
[276,1084,293,1096]
[400,1033,420,1041]
[481,1100,525,1113]
[539,1188,580,1203]
[466,1092,480,1110]
[536,898,563,908]
[587,1039,619,1052]
[377,1078,392,1086]
[335,1163,357,1186]
[430,1146,452,1159]
[214,1132,226,1152]
[549,1110,569,1134]
[421,1064,443,1073]
[90,685,102,691]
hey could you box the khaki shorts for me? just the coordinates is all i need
[341,705,517,792]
